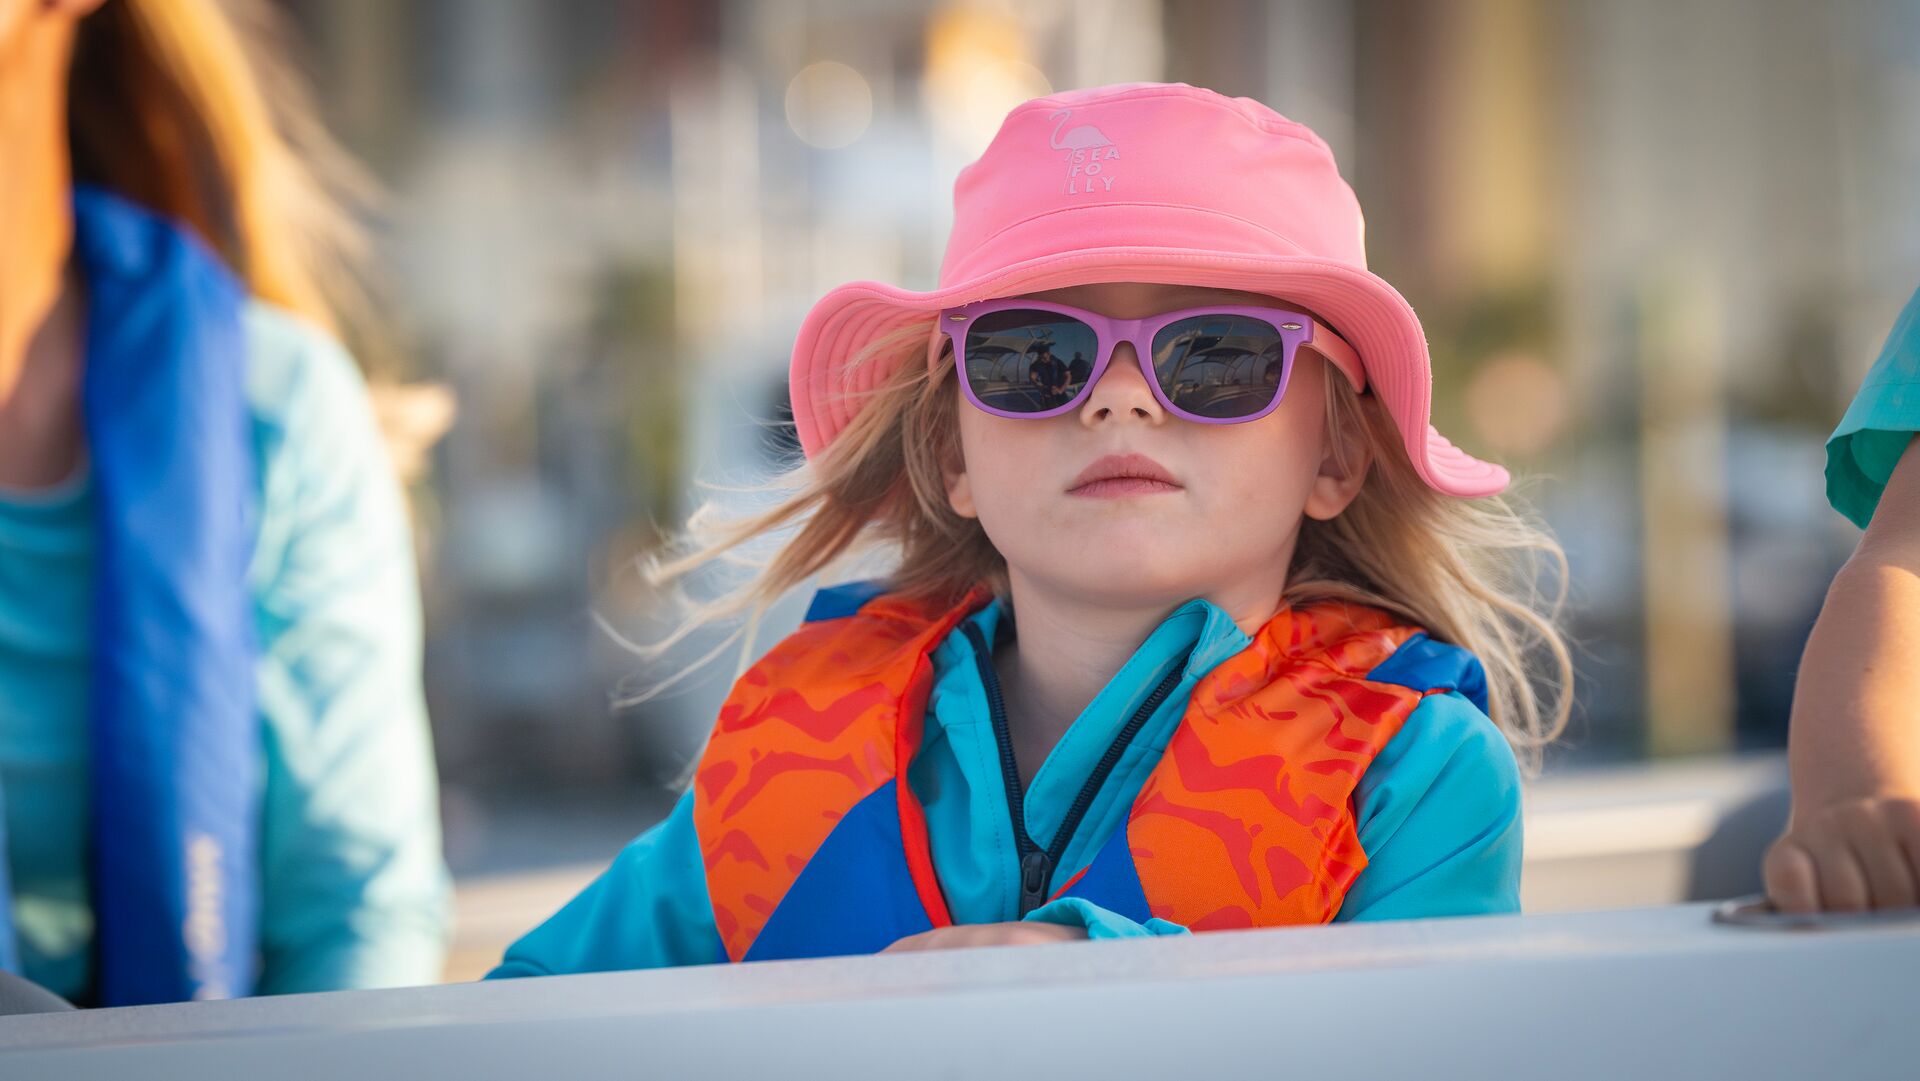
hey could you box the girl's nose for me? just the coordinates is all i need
[1079,342,1165,426]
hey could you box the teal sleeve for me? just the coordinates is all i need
[488,792,725,977]
[1333,692,1524,922]
[1022,897,1189,939]
[244,306,452,993]
[1827,285,1920,528]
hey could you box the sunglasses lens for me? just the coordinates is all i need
[962,309,1100,414]
[1150,315,1291,419]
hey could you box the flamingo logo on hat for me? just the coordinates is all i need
[1049,109,1120,196]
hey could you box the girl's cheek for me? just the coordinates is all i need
[955,423,1039,519]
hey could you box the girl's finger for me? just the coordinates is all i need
[1763,836,1821,913]
[881,932,930,953]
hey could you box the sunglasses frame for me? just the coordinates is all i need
[936,297,1363,425]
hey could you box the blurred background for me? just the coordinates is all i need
[269,0,1920,978]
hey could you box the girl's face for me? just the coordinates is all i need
[943,281,1369,619]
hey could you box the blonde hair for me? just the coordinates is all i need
[633,316,1573,777]
[66,0,375,345]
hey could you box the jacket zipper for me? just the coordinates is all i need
[962,622,1191,917]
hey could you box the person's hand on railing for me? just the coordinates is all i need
[1764,795,1920,912]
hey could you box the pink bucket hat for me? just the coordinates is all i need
[788,81,1509,497]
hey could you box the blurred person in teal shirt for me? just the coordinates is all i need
[0,0,448,1007]
[1766,284,1920,914]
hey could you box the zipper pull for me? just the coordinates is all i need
[1017,849,1054,917]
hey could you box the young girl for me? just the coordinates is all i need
[490,81,1572,973]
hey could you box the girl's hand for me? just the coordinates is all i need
[1763,795,1920,911]
[881,921,1088,953]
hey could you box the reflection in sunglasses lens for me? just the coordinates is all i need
[1150,315,1289,419]
[964,310,1099,414]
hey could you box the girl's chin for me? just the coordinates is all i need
[1024,559,1202,601]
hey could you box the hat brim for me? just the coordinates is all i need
[789,246,1509,498]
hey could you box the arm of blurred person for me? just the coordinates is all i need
[245,305,453,993]
[487,791,725,976]
[1766,433,1920,912]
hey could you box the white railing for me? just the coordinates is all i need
[2,900,1914,1079]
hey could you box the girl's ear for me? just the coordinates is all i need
[944,449,978,519]
[1303,396,1371,522]
[941,384,979,519]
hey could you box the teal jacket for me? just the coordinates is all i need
[0,299,450,998]
[490,592,1523,975]
[1828,283,1920,527]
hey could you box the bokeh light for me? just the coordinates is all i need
[1465,350,1570,457]
[784,61,873,149]
[922,5,1053,155]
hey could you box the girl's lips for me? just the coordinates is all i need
[1067,452,1182,496]
[1067,477,1184,498]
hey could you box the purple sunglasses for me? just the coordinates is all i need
[935,298,1364,425]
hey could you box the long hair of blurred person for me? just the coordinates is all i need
[66,0,372,337]
[0,0,449,1007]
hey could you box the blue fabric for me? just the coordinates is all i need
[803,579,892,622]
[0,463,95,985]
[0,726,16,976]
[243,307,450,996]
[747,780,934,961]
[1365,632,1489,714]
[1053,823,1152,924]
[1025,897,1187,939]
[1336,691,1524,920]
[241,308,450,996]
[912,595,1250,923]
[929,596,1521,933]
[1827,283,1920,528]
[487,588,1526,975]
[489,792,724,976]
[67,187,259,1004]
[0,195,449,1000]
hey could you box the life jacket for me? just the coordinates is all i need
[0,187,260,1004]
[692,581,1488,963]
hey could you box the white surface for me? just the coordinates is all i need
[1519,751,1788,911]
[1522,752,1785,859]
[2,902,1913,1080]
